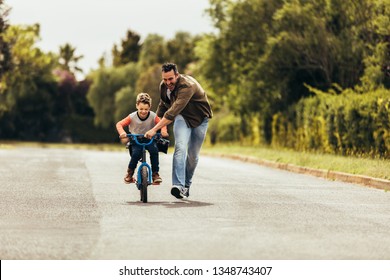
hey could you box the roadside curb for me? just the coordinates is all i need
[203,153,390,191]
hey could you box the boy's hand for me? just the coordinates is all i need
[119,133,129,144]
[161,131,169,138]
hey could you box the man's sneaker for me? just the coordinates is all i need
[181,187,190,198]
[124,168,135,184]
[152,172,162,184]
[171,186,183,199]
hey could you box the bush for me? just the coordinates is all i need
[271,88,390,158]
[208,111,242,144]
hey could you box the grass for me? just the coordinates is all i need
[1,141,389,181]
[201,144,390,181]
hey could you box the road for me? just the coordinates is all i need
[1,147,390,260]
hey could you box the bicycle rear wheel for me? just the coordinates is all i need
[140,166,148,203]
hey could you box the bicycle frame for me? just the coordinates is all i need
[127,133,156,187]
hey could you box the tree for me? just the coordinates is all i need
[112,29,141,66]
[201,0,390,145]
[87,63,139,128]
[204,0,284,114]
[1,24,56,105]
[135,64,162,111]
[58,43,84,75]
[0,0,12,80]
[114,85,136,122]
[166,32,199,72]
[0,24,58,140]
[137,34,167,70]
[203,0,389,115]
[258,0,339,106]
[358,0,390,90]
[52,68,77,116]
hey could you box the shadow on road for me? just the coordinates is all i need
[124,200,213,208]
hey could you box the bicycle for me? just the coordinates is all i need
[126,133,169,203]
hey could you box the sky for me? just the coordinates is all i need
[5,0,216,76]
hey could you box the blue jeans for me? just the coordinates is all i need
[172,114,209,187]
[128,142,159,173]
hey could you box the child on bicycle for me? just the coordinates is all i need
[116,93,168,184]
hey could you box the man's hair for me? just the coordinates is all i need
[136,92,152,106]
[162,62,178,74]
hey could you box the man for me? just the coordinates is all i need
[144,62,213,199]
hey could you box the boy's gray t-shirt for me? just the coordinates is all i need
[128,111,157,134]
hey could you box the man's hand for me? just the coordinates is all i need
[161,131,169,138]
[119,133,129,144]
[144,129,156,139]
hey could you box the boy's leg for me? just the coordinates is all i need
[146,143,159,173]
[146,143,162,184]
[129,145,142,170]
[124,145,142,183]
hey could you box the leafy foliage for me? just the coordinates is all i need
[112,29,141,66]
[58,43,84,74]
[135,64,162,111]
[0,24,58,140]
[0,1,12,80]
[202,0,390,151]
[86,63,139,128]
[272,88,390,158]
[166,32,200,72]
[137,34,167,71]
[1,0,389,153]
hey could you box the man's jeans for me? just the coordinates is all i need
[172,114,209,187]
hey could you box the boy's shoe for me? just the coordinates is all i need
[171,186,183,199]
[181,187,190,198]
[124,168,135,184]
[152,172,162,184]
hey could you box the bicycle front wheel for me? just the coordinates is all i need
[140,166,148,203]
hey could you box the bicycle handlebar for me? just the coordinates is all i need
[126,133,161,146]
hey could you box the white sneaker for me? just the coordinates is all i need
[171,185,183,199]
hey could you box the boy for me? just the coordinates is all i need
[116,93,168,184]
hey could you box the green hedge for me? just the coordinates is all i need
[208,110,242,144]
[271,89,390,158]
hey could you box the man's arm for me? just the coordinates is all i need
[156,98,168,118]
[144,117,172,139]
[155,115,169,137]
[163,86,194,121]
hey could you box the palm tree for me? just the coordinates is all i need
[58,43,84,75]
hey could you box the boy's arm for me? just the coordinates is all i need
[116,115,131,138]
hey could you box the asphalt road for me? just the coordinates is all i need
[1,147,390,260]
